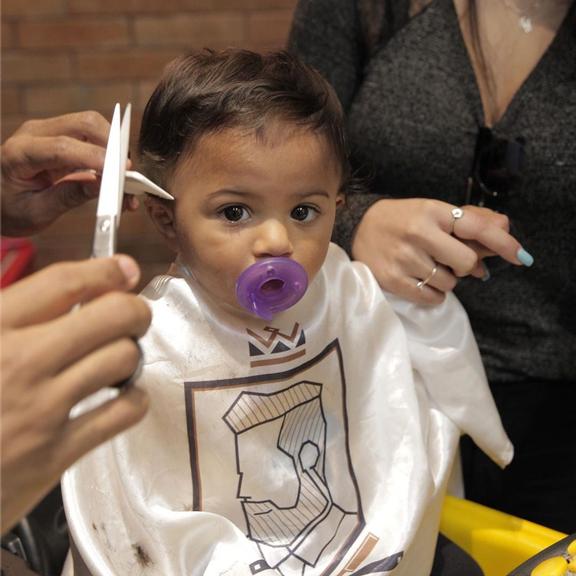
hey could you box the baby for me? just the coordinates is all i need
[63,49,512,576]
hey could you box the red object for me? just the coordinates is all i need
[1,237,36,288]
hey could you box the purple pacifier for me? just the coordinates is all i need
[236,258,308,321]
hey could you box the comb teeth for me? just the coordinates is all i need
[124,170,174,200]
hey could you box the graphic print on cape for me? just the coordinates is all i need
[184,340,365,575]
[246,322,306,368]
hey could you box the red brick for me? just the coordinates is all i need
[17,18,130,49]
[135,80,158,112]
[134,13,245,47]
[24,82,135,115]
[128,117,143,151]
[208,0,297,8]
[2,87,22,116]
[246,9,294,46]
[181,0,296,8]
[2,22,17,50]
[69,0,180,13]
[2,52,72,83]
[261,0,297,7]
[2,0,65,16]
[74,50,181,81]
[86,83,136,112]
[68,0,295,13]
[244,40,287,54]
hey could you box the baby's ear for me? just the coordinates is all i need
[144,196,178,251]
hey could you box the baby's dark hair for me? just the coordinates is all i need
[138,48,350,191]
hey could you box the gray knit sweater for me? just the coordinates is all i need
[289,0,576,385]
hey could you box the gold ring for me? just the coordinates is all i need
[450,207,464,235]
[416,265,438,290]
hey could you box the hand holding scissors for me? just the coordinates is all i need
[1,107,160,533]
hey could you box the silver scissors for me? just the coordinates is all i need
[92,103,173,258]
[91,103,173,387]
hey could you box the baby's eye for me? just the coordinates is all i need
[291,205,319,222]
[220,205,250,222]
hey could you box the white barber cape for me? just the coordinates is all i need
[63,243,512,576]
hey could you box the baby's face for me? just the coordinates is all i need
[169,124,341,319]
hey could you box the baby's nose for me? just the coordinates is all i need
[253,219,293,258]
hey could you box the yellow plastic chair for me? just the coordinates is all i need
[440,495,567,576]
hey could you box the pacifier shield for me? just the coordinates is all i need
[235,258,308,320]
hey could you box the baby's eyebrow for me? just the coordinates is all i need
[294,189,331,199]
[206,188,332,200]
[206,188,255,200]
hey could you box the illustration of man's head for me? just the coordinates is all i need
[223,382,331,548]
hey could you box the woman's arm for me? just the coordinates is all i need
[290,0,530,304]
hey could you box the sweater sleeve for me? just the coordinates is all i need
[288,0,388,255]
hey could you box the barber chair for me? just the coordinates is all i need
[440,495,573,576]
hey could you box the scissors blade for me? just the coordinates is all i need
[93,103,121,258]
[117,103,131,223]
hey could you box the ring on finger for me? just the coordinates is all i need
[450,207,464,235]
[416,265,438,290]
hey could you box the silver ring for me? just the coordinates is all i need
[416,265,438,290]
[450,207,464,235]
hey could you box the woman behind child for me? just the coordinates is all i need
[288,0,576,533]
[63,49,511,576]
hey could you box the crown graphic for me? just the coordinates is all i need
[246,322,306,368]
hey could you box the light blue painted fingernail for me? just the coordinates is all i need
[517,247,534,267]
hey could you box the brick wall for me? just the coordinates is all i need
[2,0,298,140]
[1,0,298,286]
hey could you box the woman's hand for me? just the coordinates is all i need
[351,198,532,304]
[0,256,152,533]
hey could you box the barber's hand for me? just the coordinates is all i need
[352,198,531,305]
[0,256,151,533]
[1,111,137,237]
